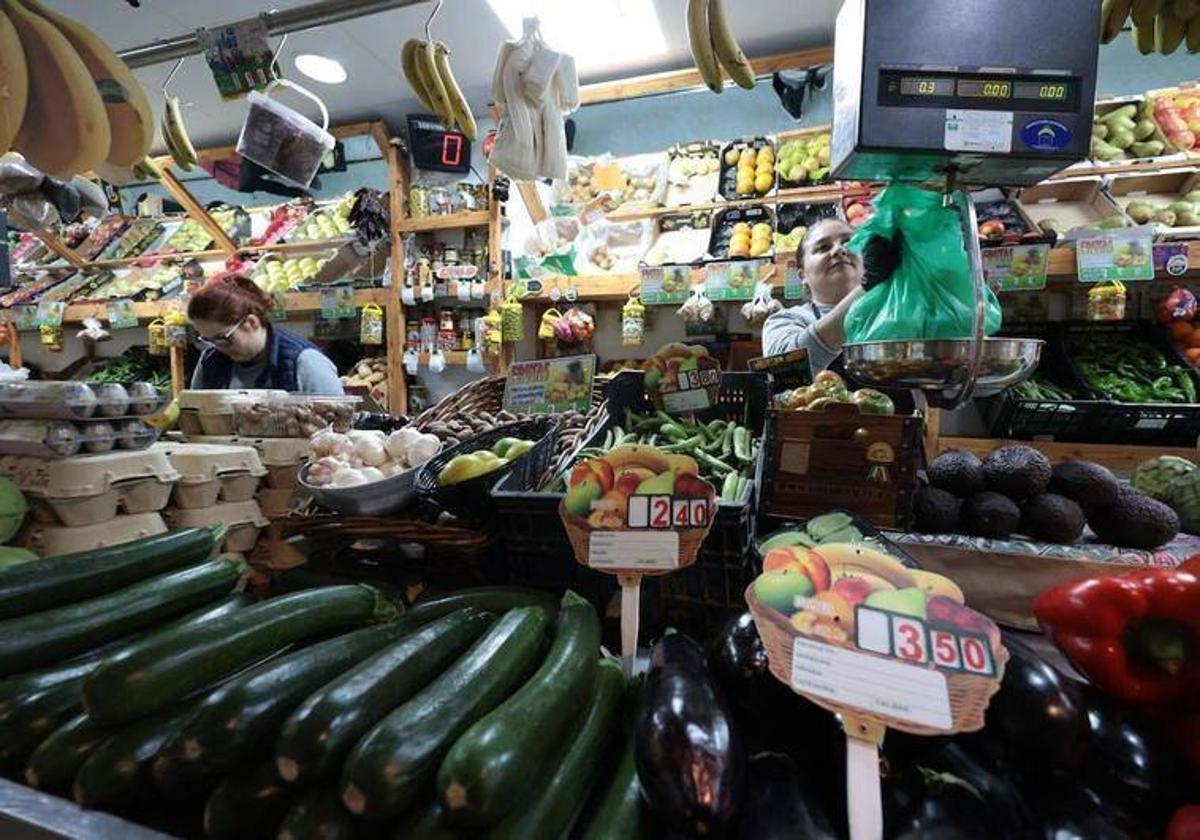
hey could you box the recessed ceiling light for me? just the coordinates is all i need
[294,54,347,84]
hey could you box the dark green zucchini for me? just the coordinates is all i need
[438,591,600,826]
[83,585,396,725]
[278,786,371,840]
[0,556,244,676]
[392,800,464,840]
[405,586,559,623]
[203,762,297,840]
[276,608,494,785]
[340,606,551,821]
[156,622,413,783]
[25,712,106,794]
[580,726,654,840]
[0,527,221,620]
[486,657,624,839]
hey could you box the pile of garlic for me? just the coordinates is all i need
[305,427,441,488]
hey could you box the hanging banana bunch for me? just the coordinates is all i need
[160,94,197,171]
[400,37,476,140]
[1115,0,1200,51]
[686,0,756,93]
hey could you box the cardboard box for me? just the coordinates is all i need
[1016,177,1126,238]
[1106,169,1200,239]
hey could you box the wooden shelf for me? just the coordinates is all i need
[251,238,353,254]
[87,249,227,269]
[54,288,390,325]
[604,185,842,223]
[1048,154,1200,181]
[397,211,490,233]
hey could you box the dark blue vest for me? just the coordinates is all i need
[194,326,318,392]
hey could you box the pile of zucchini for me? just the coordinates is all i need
[0,534,650,839]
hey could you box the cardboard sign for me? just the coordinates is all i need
[198,16,275,100]
[643,342,721,413]
[502,354,596,415]
[982,243,1049,292]
[106,300,139,330]
[639,265,692,305]
[12,306,38,331]
[1076,230,1155,283]
[749,348,812,392]
[320,286,356,319]
[783,257,807,301]
[268,290,289,321]
[35,301,65,328]
[705,259,765,301]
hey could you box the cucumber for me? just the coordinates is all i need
[487,657,624,839]
[203,762,296,840]
[84,585,396,726]
[25,713,105,794]
[405,586,559,624]
[156,622,414,782]
[0,528,220,620]
[0,557,244,676]
[580,727,654,840]
[279,786,367,840]
[276,608,494,785]
[392,800,464,840]
[340,606,551,821]
[437,592,600,826]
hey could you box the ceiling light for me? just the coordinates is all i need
[294,54,347,84]
[486,0,668,75]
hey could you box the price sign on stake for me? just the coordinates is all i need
[559,444,716,676]
[746,520,1007,840]
[642,342,721,415]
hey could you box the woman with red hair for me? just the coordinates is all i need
[188,273,343,394]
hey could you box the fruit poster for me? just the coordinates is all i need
[981,244,1049,292]
[106,300,138,330]
[705,260,767,301]
[320,286,356,320]
[748,516,1006,735]
[639,265,692,305]
[1076,230,1155,283]
[198,16,276,100]
[560,445,717,573]
[502,355,596,415]
[642,343,721,413]
[782,257,806,301]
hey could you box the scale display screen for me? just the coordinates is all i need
[878,70,1080,112]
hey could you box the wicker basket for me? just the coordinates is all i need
[559,499,716,576]
[745,583,1006,735]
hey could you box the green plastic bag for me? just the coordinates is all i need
[844,185,1001,343]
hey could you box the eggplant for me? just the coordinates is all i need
[916,742,1039,839]
[735,752,836,840]
[636,632,743,836]
[1034,785,1154,840]
[882,764,994,840]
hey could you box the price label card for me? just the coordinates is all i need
[1154,242,1191,277]
[782,258,806,301]
[642,342,721,414]
[197,16,274,100]
[639,265,691,305]
[502,354,596,415]
[320,286,356,319]
[748,348,812,392]
[12,305,39,331]
[705,260,764,301]
[35,301,65,327]
[106,299,138,330]
[1076,231,1155,283]
[269,291,289,321]
[587,531,680,571]
[982,243,1049,292]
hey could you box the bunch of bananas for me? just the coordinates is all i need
[401,39,476,140]
[686,0,756,93]
[0,0,153,175]
[161,95,198,172]
[1101,0,1200,54]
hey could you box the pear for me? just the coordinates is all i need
[864,587,928,620]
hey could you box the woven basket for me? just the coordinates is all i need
[414,374,611,428]
[559,499,715,576]
[745,583,1006,735]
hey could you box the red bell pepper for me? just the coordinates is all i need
[1034,567,1200,707]
[1168,805,1200,840]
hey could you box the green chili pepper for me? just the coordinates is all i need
[733,427,751,463]
[694,450,734,477]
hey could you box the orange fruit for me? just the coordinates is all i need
[1170,321,1193,342]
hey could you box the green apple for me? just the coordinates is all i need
[635,471,675,495]
[678,356,699,373]
[565,478,604,517]
[501,439,534,460]
[492,437,522,458]
[754,568,815,614]
[864,587,928,620]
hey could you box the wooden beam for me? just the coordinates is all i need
[169,344,185,396]
[386,141,411,416]
[157,167,237,255]
[579,46,833,106]
[936,436,1198,475]
[368,121,394,161]
[487,165,508,375]
[516,181,548,224]
[32,230,86,269]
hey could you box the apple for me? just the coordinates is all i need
[926,595,992,635]
[564,478,604,518]
[753,568,815,615]
[831,576,874,607]
[635,471,675,496]
[569,459,614,491]
[864,587,927,620]
[795,548,832,592]
[674,473,713,500]
[614,472,641,498]
[763,548,802,574]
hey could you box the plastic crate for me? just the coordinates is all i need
[1060,321,1200,447]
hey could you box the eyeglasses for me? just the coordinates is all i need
[195,317,245,349]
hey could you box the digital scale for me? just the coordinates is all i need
[827,0,1101,406]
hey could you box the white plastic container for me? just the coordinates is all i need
[231,394,359,438]
[24,512,168,558]
[166,500,269,553]
[0,448,180,527]
[236,80,335,188]
[163,442,268,509]
[179,390,289,437]
[0,381,168,421]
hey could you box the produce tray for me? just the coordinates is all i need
[773,126,833,191]
[708,205,774,261]
[775,199,839,235]
[1059,321,1200,447]
[717,136,776,201]
[664,140,722,207]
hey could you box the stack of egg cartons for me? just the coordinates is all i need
[161,442,269,561]
[0,381,172,556]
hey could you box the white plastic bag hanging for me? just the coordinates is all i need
[236,78,335,188]
[678,284,714,325]
[741,279,783,326]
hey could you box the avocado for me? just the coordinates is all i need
[1087,485,1180,550]
[1020,493,1085,544]
[961,491,1021,539]
[1048,460,1120,508]
[914,485,961,533]
[927,449,985,496]
[982,445,1052,501]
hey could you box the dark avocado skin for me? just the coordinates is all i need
[928,449,985,497]
[961,491,1020,538]
[1020,492,1084,543]
[983,445,1051,500]
[1049,460,1119,507]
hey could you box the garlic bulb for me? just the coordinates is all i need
[406,433,441,467]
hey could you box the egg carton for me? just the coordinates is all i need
[165,500,269,553]
[160,442,267,509]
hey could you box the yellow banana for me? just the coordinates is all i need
[0,6,27,155]
[603,445,672,475]
[707,0,754,89]
[1101,0,1135,41]
[417,39,454,129]
[1131,0,1164,26]
[1133,19,1158,50]
[131,156,161,181]
[400,38,436,114]
[815,543,917,589]
[1156,8,1186,51]
[162,95,196,171]
[7,0,109,176]
[1174,0,1200,19]
[686,0,722,94]
[909,569,965,604]
[23,0,153,166]
[662,454,699,476]
[1189,10,1200,48]
[433,41,476,140]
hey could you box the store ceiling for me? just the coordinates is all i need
[39,0,841,151]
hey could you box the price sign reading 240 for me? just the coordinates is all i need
[854,605,996,677]
[627,495,710,530]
